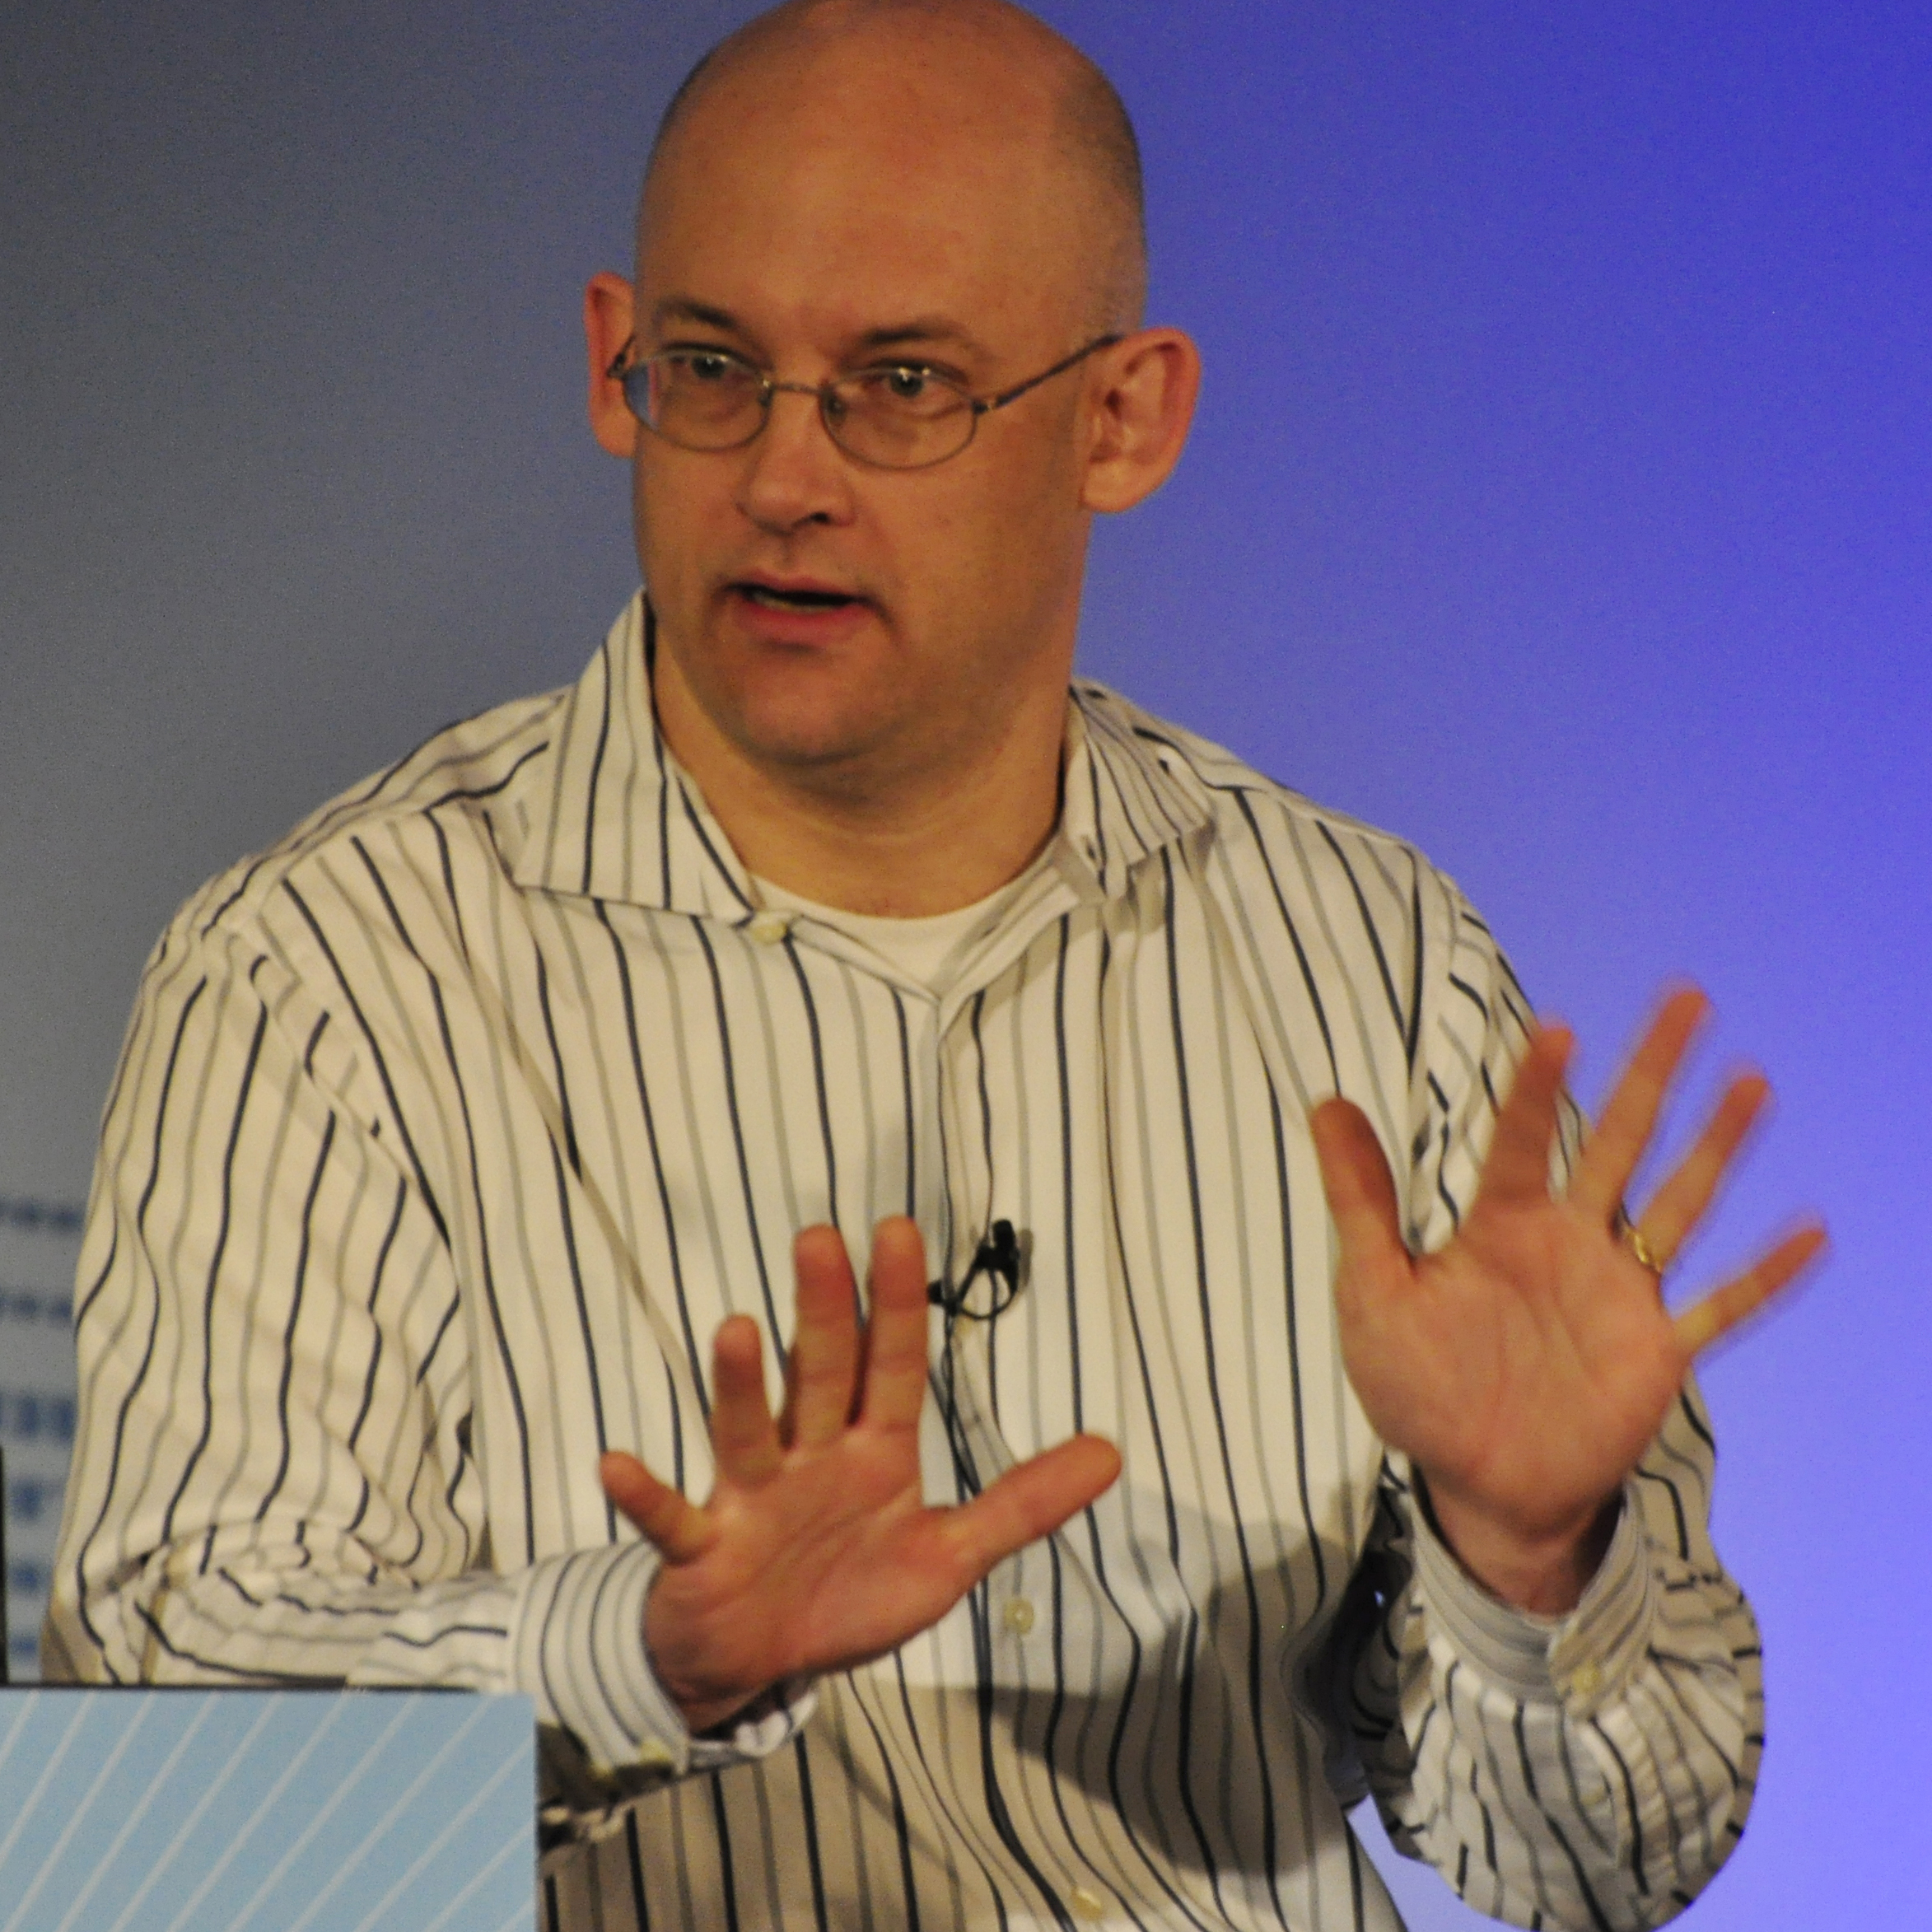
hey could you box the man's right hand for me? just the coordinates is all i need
[600,1216,1122,1735]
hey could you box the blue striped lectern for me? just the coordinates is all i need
[0,1689,534,1932]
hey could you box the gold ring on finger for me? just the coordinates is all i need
[1613,1207,1667,1276]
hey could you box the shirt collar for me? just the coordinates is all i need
[497,590,1215,916]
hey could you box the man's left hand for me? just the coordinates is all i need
[1310,985,1825,1614]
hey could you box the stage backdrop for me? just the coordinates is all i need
[2,2,1925,1925]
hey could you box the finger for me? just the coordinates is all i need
[709,1314,782,1481]
[857,1216,935,1434]
[1571,986,1706,1220]
[786,1225,862,1450]
[1634,1069,1771,1263]
[939,1434,1123,1580]
[1673,1221,1827,1356]
[600,1450,716,1564]
[1473,1024,1573,1209]
[1309,1099,1411,1292]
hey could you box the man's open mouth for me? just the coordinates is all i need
[736,583,861,611]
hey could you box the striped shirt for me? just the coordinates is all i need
[48,593,1759,1931]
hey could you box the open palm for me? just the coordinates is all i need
[600,1217,1120,1734]
[1311,987,1823,1608]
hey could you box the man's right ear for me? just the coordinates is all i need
[586,272,640,459]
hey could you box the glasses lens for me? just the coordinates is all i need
[640,351,765,450]
[829,367,973,468]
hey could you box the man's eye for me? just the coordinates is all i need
[668,351,745,385]
[853,366,960,416]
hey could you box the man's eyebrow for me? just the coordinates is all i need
[651,297,745,335]
[852,318,990,358]
[647,300,989,361]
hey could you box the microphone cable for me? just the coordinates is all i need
[927,1220,1024,1502]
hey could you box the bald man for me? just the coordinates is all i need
[51,4,1818,1929]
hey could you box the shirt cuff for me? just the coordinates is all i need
[1407,1478,1658,1720]
[511,1542,818,1777]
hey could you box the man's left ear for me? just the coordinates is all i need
[1079,329,1202,513]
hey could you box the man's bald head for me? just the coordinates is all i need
[643,0,1147,331]
[590,0,1201,880]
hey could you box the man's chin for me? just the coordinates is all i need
[653,620,927,792]
[722,707,904,782]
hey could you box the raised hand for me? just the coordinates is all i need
[600,1216,1122,1734]
[1310,987,1825,1613]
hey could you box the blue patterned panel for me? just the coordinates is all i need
[0,1197,84,1682]
[0,1689,533,1932]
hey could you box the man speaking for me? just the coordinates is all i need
[48,2,1821,1927]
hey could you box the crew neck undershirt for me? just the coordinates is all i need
[750,856,1047,995]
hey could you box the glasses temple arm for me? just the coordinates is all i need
[976,334,1123,416]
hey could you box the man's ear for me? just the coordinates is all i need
[1078,328,1202,514]
[586,272,640,459]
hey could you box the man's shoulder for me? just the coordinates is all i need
[170,683,570,950]
[1076,683,1520,1085]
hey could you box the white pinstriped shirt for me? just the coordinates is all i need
[49,595,1759,1931]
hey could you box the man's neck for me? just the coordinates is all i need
[651,654,1071,918]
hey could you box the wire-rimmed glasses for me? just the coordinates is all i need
[606,334,1122,470]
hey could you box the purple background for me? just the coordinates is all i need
[2,2,1925,1923]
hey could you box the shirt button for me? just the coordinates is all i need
[1567,1660,1603,1701]
[1068,1883,1108,1920]
[1001,1596,1036,1636]
[746,911,791,945]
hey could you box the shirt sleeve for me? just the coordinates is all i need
[1333,877,1761,1930]
[43,894,809,1839]
[1346,1407,1759,1930]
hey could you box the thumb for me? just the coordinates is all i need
[600,1450,716,1564]
[1309,1098,1412,1292]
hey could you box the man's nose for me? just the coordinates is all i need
[735,385,856,532]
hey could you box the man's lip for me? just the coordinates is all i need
[721,576,879,643]
[731,572,866,600]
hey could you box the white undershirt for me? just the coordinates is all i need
[750,857,1044,995]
